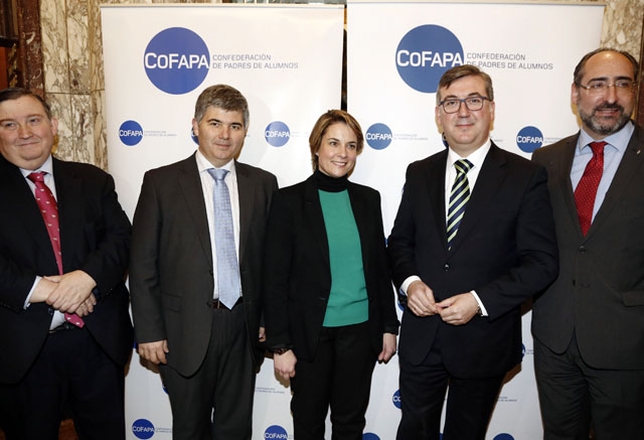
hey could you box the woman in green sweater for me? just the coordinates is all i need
[263,109,399,439]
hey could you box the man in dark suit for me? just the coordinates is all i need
[129,84,277,440]
[388,65,559,440]
[0,87,133,439]
[532,48,644,439]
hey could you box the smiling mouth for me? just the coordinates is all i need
[16,141,40,147]
[594,104,622,114]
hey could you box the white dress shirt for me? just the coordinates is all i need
[195,150,242,300]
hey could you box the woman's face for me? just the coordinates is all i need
[316,122,358,178]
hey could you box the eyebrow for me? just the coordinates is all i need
[0,113,44,122]
[442,92,484,99]
[207,118,243,126]
[586,75,634,82]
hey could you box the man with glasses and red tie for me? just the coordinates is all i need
[388,64,559,440]
[532,48,644,439]
[0,88,133,439]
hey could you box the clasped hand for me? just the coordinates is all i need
[32,270,97,316]
[406,281,479,325]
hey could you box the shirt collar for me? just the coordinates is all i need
[195,150,236,176]
[19,155,53,178]
[578,120,634,155]
[447,138,491,171]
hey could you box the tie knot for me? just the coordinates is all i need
[454,159,473,175]
[27,171,46,184]
[588,141,607,157]
[208,168,229,181]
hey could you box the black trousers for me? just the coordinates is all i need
[534,334,644,440]
[291,321,377,440]
[397,333,504,440]
[0,327,126,440]
[160,303,255,440]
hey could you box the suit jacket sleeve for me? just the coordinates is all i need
[64,166,132,299]
[262,188,296,349]
[387,161,427,290]
[368,189,400,334]
[0,255,38,312]
[129,170,167,343]
[472,164,559,319]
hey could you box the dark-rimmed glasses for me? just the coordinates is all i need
[438,95,491,114]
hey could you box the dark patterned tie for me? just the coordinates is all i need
[574,141,606,235]
[27,171,84,327]
[447,159,473,250]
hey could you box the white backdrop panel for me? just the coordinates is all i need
[347,2,603,439]
[101,5,344,439]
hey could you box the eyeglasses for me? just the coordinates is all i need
[438,95,491,114]
[577,79,635,95]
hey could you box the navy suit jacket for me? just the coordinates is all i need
[388,143,559,378]
[0,155,133,384]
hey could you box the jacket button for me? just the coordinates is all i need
[443,264,450,271]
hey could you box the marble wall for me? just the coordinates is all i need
[39,0,644,169]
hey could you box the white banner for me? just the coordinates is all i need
[101,5,344,439]
[346,2,603,439]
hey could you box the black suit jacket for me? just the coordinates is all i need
[129,154,277,376]
[0,155,133,384]
[263,175,399,361]
[532,123,644,369]
[388,143,558,378]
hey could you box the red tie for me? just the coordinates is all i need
[574,141,606,236]
[27,172,84,328]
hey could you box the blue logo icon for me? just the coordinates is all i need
[132,419,155,439]
[363,433,380,440]
[264,425,288,439]
[493,434,515,440]
[265,121,291,147]
[365,123,393,150]
[392,389,402,409]
[118,120,144,146]
[521,343,526,359]
[516,126,544,153]
[144,27,210,95]
[396,25,464,93]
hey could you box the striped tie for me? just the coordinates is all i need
[447,159,473,250]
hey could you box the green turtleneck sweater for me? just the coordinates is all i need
[318,188,369,327]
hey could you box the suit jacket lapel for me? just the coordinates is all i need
[426,152,449,250]
[236,161,254,265]
[178,155,213,267]
[347,183,373,274]
[1,157,56,270]
[589,125,644,237]
[555,136,581,235]
[448,144,506,253]
[304,176,331,268]
[53,159,82,272]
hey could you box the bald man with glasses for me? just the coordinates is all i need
[532,48,644,440]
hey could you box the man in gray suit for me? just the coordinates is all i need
[130,84,277,440]
[532,48,644,439]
